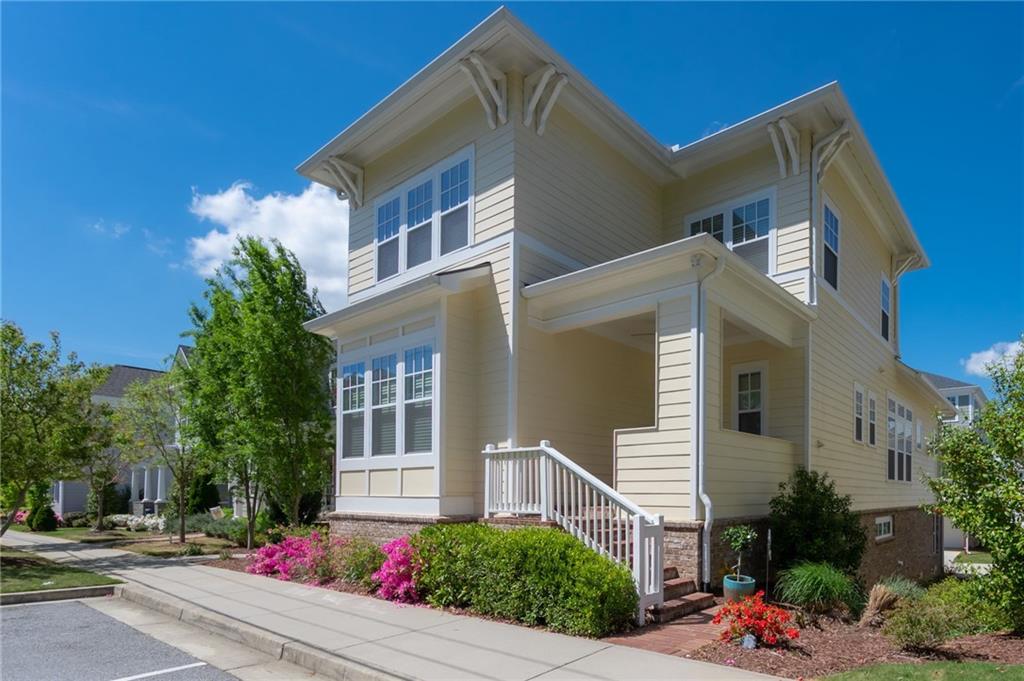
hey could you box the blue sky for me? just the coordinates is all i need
[3,2,1021,393]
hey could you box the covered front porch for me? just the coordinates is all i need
[492,234,813,594]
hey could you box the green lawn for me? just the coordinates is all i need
[119,535,234,557]
[0,548,120,593]
[827,662,1024,680]
[954,551,993,564]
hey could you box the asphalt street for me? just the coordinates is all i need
[0,600,236,681]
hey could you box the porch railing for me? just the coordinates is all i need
[483,441,664,621]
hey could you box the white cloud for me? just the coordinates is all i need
[961,340,1022,377]
[92,219,131,238]
[188,182,349,310]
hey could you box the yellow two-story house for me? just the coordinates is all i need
[300,8,953,621]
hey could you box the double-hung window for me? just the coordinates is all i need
[338,338,436,461]
[823,202,840,289]
[875,516,894,540]
[687,192,774,274]
[887,395,913,482]
[868,392,878,446]
[880,275,892,341]
[734,364,766,435]
[374,150,473,282]
[853,383,865,443]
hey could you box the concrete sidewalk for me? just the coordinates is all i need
[3,530,775,681]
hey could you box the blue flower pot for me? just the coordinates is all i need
[723,574,756,602]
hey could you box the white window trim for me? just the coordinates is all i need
[867,390,879,448]
[880,272,892,343]
[684,186,778,275]
[875,515,894,540]
[853,382,865,444]
[335,324,439,473]
[886,391,913,484]
[373,146,475,284]
[822,194,841,291]
[731,361,769,435]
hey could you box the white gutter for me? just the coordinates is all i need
[695,254,726,591]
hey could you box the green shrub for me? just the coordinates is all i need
[165,474,223,518]
[921,577,1012,635]
[62,511,89,528]
[87,483,130,517]
[413,523,500,607]
[28,505,58,532]
[415,525,637,637]
[178,542,204,557]
[883,599,954,649]
[338,538,386,588]
[776,561,863,615]
[878,575,925,602]
[769,469,867,574]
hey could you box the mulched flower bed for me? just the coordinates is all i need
[688,617,1024,679]
[205,555,375,597]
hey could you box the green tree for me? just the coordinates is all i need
[0,322,91,536]
[184,237,332,531]
[116,367,203,542]
[927,340,1024,632]
[64,366,125,531]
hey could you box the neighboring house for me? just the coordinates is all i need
[52,364,167,516]
[298,8,954,620]
[922,371,988,550]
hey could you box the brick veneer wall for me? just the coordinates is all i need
[857,506,943,586]
[326,512,476,544]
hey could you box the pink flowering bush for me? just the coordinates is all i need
[13,509,29,524]
[246,530,346,583]
[373,536,419,603]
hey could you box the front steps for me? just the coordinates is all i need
[650,567,716,624]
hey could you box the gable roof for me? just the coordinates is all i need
[93,365,164,398]
[921,371,974,390]
[298,6,929,271]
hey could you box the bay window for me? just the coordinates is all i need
[374,150,473,282]
[686,190,775,275]
[337,336,436,460]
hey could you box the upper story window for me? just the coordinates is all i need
[687,190,775,275]
[823,203,840,290]
[374,149,473,282]
[880,275,892,341]
[853,383,865,443]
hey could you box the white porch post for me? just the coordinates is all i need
[143,466,152,503]
[130,468,139,503]
[156,467,166,503]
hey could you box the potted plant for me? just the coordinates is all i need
[722,524,758,602]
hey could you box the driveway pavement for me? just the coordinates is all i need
[3,531,776,681]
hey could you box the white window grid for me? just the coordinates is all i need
[824,204,840,254]
[887,395,913,482]
[685,189,777,274]
[875,516,894,540]
[854,383,865,443]
[373,149,474,282]
[868,392,878,447]
[737,370,764,433]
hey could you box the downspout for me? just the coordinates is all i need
[696,252,726,592]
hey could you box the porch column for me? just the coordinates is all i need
[143,466,152,502]
[130,468,139,502]
[156,467,166,503]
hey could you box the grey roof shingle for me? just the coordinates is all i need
[921,371,975,390]
[93,365,165,398]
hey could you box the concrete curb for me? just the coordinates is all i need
[1,584,118,606]
[117,583,411,681]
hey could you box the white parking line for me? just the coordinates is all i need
[108,661,207,681]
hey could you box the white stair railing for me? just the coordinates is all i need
[483,441,664,621]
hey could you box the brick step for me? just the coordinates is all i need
[664,566,680,581]
[663,576,697,601]
[650,592,716,623]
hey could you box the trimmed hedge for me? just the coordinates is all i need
[414,524,637,637]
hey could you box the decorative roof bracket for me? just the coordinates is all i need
[321,155,364,208]
[817,130,852,182]
[766,116,801,178]
[458,52,507,130]
[524,64,568,136]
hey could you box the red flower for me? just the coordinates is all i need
[714,592,799,648]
